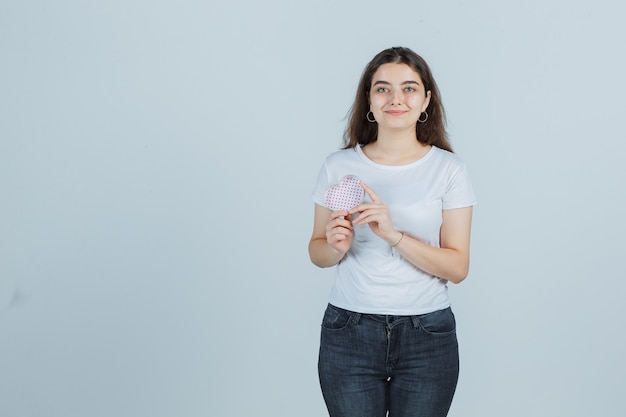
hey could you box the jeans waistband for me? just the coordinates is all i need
[331,304,451,327]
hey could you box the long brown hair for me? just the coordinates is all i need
[343,47,452,152]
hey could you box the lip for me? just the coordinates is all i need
[385,110,407,116]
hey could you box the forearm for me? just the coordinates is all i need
[391,232,469,284]
[308,238,346,268]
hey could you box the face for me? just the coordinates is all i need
[368,63,431,131]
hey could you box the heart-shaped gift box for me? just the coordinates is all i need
[323,175,364,211]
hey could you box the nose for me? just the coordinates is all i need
[390,89,403,105]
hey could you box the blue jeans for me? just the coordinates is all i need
[318,304,459,417]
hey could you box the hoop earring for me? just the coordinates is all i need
[366,111,376,123]
[418,111,428,123]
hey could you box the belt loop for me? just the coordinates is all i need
[410,315,420,329]
[350,312,362,325]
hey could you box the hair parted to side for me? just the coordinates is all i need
[343,46,453,153]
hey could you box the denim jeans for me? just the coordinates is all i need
[318,304,459,417]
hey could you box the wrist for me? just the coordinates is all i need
[390,232,404,247]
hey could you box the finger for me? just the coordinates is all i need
[328,222,353,235]
[329,210,350,221]
[329,213,350,223]
[328,229,353,242]
[349,202,384,215]
[330,229,353,239]
[327,213,353,228]
[353,212,380,225]
[360,182,381,203]
[351,210,373,225]
[353,210,390,226]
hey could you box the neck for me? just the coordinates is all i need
[364,129,431,166]
[376,127,423,153]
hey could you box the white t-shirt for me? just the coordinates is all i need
[312,145,477,315]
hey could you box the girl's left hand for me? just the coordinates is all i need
[349,182,399,245]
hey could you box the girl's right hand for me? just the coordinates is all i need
[325,210,354,255]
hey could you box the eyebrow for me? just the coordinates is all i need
[373,80,420,86]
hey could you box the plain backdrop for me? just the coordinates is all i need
[1,1,625,416]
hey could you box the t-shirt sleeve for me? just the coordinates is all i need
[311,161,329,207]
[442,161,477,210]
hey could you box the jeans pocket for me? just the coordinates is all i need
[417,307,456,335]
[321,304,354,330]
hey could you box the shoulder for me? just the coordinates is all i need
[323,147,361,165]
[431,146,464,163]
[429,146,468,170]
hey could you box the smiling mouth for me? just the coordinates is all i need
[386,110,406,116]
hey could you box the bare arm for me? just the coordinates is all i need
[308,204,354,268]
[390,207,473,283]
[350,183,473,284]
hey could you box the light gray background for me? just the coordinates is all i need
[1,0,624,416]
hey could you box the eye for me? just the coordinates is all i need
[376,87,389,93]
[404,86,416,92]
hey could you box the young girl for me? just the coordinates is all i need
[309,47,476,417]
